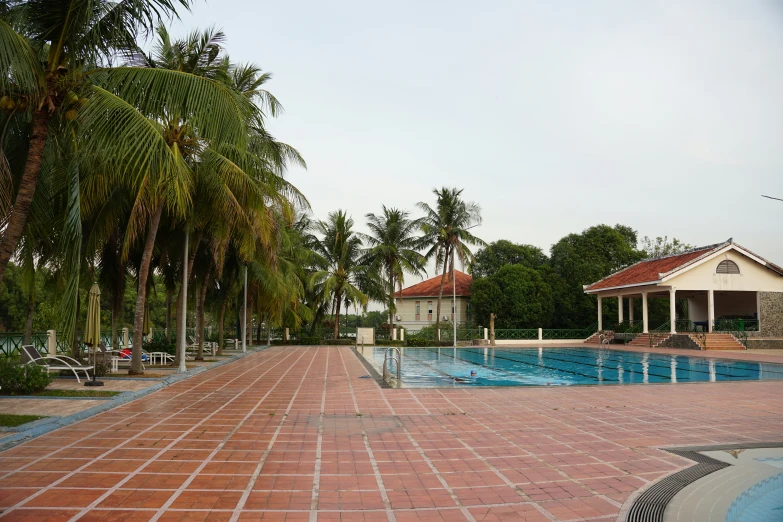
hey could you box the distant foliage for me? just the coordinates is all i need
[640,236,693,258]
[471,241,548,279]
[471,265,554,328]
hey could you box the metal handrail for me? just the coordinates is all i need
[382,346,401,382]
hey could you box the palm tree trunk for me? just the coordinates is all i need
[23,290,35,344]
[129,202,165,374]
[388,266,394,338]
[217,293,227,356]
[333,293,342,340]
[0,109,50,284]
[165,287,173,342]
[196,265,211,361]
[246,292,253,347]
[435,247,449,340]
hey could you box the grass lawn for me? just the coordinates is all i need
[0,414,47,427]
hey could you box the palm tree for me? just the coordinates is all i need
[417,188,485,336]
[0,0,192,285]
[311,211,369,339]
[360,207,426,335]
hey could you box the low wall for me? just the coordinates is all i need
[746,338,783,350]
[492,339,586,346]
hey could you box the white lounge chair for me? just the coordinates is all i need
[21,345,93,383]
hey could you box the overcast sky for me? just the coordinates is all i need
[172,0,783,288]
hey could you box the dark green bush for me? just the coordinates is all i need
[0,359,53,395]
[375,340,404,347]
[143,338,176,355]
[405,338,428,347]
[322,339,355,346]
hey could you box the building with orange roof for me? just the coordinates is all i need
[584,239,783,339]
[394,270,472,329]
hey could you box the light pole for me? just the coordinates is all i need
[762,195,783,202]
[178,230,189,373]
[242,265,247,353]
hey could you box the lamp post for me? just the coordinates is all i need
[178,230,189,373]
[242,265,247,353]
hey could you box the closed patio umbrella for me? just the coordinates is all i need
[84,283,103,387]
[143,305,152,337]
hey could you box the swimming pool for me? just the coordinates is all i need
[357,346,783,388]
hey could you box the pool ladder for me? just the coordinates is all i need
[382,347,401,382]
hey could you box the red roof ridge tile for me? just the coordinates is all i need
[396,270,473,298]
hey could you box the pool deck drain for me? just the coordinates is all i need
[0,345,780,521]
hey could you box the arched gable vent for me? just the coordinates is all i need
[716,260,740,274]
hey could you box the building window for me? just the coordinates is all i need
[716,260,740,274]
[415,301,420,321]
[427,301,433,320]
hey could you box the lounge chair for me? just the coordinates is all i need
[21,345,93,383]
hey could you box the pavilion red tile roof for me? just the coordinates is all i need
[585,244,723,292]
[396,270,473,298]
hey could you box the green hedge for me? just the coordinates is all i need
[0,359,53,395]
[375,340,404,347]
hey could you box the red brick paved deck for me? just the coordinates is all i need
[1,346,782,521]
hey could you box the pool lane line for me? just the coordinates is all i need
[461,348,710,383]
[435,348,606,383]
[547,346,783,381]
[554,347,783,379]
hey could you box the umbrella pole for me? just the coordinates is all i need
[84,343,104,387]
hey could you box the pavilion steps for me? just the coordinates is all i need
[626,333,671,348]
[688,333,745,351]
[585,331,613,344]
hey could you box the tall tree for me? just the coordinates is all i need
[417,188,484,335]
[311,211,369,339]
[360,207,426,335]
[0,0,192,285]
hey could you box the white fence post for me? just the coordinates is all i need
[391,328,397,341]
[122,328,129,348]
[484,328,488,340]
[399,329,405,341]
[538,328,543,341]
[47,330,57,356]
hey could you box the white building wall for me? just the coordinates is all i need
[395,297,470,329]
[665,250,783,292]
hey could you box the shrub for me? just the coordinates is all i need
[143,338,176,355]
[0,359,53,395]
[405,338,428,347]
[375,340,404,347]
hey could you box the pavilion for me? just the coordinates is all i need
[583,239,783,336]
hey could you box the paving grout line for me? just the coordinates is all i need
[337,347,401,522]
[144,347,315,522]
[450,389,629,511]
[0,355,253,479]
[361,364,484,522]
[308,345,330,522]
[2,347,294,519]
[229,347,322,522]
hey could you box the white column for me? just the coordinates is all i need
[618,295,624,323]
[538,328,542,341]
[708,290,715,333]
[391,328,397,341]
[399,329,404,341]
[122,327,129,348]
[597,296,603,331]
[483,328,488,340]
[642,292,649,334]
[47,330,57,356]
[669,288,677,334]
[629,298,634,324]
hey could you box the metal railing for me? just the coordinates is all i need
[0,332,48,358]
[493,329,538,340]
[382,347,401,382]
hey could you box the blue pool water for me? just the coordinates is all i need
[358,347,783,388]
